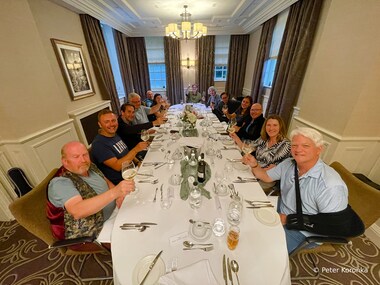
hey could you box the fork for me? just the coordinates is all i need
[183,246,214,251]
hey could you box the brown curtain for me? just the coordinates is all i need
[266,0,324,126]
[225,35,250,98]
[124,37,150,96]
[164,37,183,104]
[196,36,215,95]
[250,17,277,102]
[113,29,134,98]
[80,14,120,113]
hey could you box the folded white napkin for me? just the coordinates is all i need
[178,137,204,149]
[158,259,219,285]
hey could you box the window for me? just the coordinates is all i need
[100,23,125,98]
[214,35,230,81]
[145,37,166,90]
[262,9,289,88]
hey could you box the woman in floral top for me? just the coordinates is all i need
[231,114,291,192]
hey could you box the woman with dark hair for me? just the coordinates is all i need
[223,96,252,125]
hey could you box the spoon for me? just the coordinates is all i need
[183,241,213,248]
[231,260,240,285]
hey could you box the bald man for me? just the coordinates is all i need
[47,141,134,242]
[236,103,265,141]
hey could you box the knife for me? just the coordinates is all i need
[160,184,163,201]
[223,254,228,285]
[155,162,167,169]
[227,257,234,285]
[139,250,163,285]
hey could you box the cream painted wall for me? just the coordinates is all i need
[297,0,380,137]
[0,0,104,142]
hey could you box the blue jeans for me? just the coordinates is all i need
[277,198,314,255]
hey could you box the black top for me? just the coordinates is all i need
[117,116,153,150]
[236,114,265,141]
[212,100,240,122]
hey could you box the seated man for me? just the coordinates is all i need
[91,109,149,185]
[128,92,164,124]
[243,127,348,254]
[47,141,134,245]
[213,92,240,122]
[235,103,265,141]
[117,103,164,151]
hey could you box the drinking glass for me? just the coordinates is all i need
[160,187,172,210]
[212,218,226,237]
[227,225,240,250]
[140,130,149,142]
[242,140,254,155]
[227,122,236,134]
[121,161,138,194]
[227,195,243,225]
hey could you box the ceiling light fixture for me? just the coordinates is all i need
[165,5,207,40]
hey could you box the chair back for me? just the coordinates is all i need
[7,167,33,197]
[330,161,380,229]
[9,169,62,252]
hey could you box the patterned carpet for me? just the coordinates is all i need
[1,220,379,284]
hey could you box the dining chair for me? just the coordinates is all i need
[8,168,113,282]
[7,167,34,197]
[290,161,380,280]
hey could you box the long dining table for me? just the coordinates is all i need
[111,104,291,285]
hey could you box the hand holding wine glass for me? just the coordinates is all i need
[122,161,137,180]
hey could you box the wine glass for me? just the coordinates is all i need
[227,122,236,134]
[242,140,255,155]
[229,117,237,126]
[122,161,137,180]
[121,161,138,195]
[140,130,149,142]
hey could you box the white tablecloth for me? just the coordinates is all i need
[111,105,291,285]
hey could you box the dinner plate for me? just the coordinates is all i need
[253,207,280,227]
[132,255,166,285]
[189,224,212,242]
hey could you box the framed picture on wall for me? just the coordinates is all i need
[51,39,95,100]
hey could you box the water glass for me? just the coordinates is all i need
[212,218,226,237]
[160,188,172,210]
[227,226,240,250]
[227,195,243,225]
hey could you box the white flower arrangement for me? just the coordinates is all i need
[181,111,197,127]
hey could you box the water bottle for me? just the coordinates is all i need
[189,182,202,209]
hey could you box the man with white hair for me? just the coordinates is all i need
[243,127,348,254]
[128,92,164,124]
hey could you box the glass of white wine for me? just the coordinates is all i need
[222,104,228,116]
[122,161,138,194]
[141,130,149,142]
[227,122,236,134]
[242,140,255,155]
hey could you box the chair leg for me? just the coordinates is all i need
[289,240,321,280]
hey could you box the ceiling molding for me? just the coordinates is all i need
[52,0,298,37]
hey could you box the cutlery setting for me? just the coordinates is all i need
[137,179,159,184]
[245,199,274,208]
[120,222,157,231]
[223,255,240,285]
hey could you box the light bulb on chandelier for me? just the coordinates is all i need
[165,5,207,40]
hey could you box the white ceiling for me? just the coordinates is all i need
[52,0,297,37]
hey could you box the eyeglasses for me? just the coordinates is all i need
[251,109,262,112]
[131,100,141,104]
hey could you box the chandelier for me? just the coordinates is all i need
[165,5,207,40]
